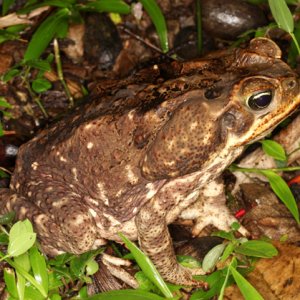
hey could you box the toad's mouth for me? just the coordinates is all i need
[236,93,300,147]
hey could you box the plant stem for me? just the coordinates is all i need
[54,38,74,107]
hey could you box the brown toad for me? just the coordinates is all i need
[1,38,300,286]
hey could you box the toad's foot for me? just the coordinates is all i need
[135,198,207,288]
[180,179,249,237]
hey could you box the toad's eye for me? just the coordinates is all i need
[247,90,273,110]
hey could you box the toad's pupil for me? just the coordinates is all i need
[248,90,272,110]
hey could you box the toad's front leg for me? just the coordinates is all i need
[135,198,206,287]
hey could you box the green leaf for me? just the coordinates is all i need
[17,0,75,14]
[0,97,12,109]
[81,289,168,300]
[191,268,234,300]
[0,253,47,298]
[24,284,45,300]
[81,0,131,14]
[29,245,49,294]
[0,211,15,225]
[85,258,99,276]
[4,267,18,299]
[260,170,300,223]
[268,0,294,33]
[0,123,3,137]
[212,230,235,241]
[2,67,21,82]
[221,242,235,262]
[235,240,278,258]
[23,8,70,62]
[202,244,226,272]
[229,265,264,300]
[177,255,202,269]
[260,140,287,161]
[14,252,31,272]
[119,233,173,298]
[24,59,52,71]
[16,270,25,300]
[135,271,157,292]
[8,220,36,257]
[2,0,15,15]
[32,78,52,93]
[139,0,169,53]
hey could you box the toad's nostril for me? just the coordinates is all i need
[283,78,297,90]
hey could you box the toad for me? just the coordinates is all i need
[0,38,299,286]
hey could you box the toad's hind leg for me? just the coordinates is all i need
[135,198,206,287]
[0,188,97,256]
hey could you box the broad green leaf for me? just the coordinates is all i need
[4,268,18,299]
[235,241,278,258]
[14,252,31,272]
[2,0,15,15]
[230,266,264,300]
[2,67,21,82]
[268,0,294,33]
[24,284,45,300]
[85,258,99,276]
[29,245,49,294]
[51,293,62,300]
[119,233,173,298]
[177,255,202,269]
[81,0,131,14]
[32,78,52,93]
[82,289,168,300]
[23,8,70,62]
[212,230,235,241]
[139,0,169,52]
[260,170,300,223]
[202,244,226,272]
[260,140,287,161]
[8,220,36,257]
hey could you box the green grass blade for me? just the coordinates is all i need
[23,8,70,62]
[82,289,168,300]
[17,0,75,14]
[139,0,169,53]
[79,0,131,14]
[3,267,18,299]
[229,266,264,300]
[29,245,49,294]
[260,170,299,223]
[268,0,294,33]
[119,233,173,298]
